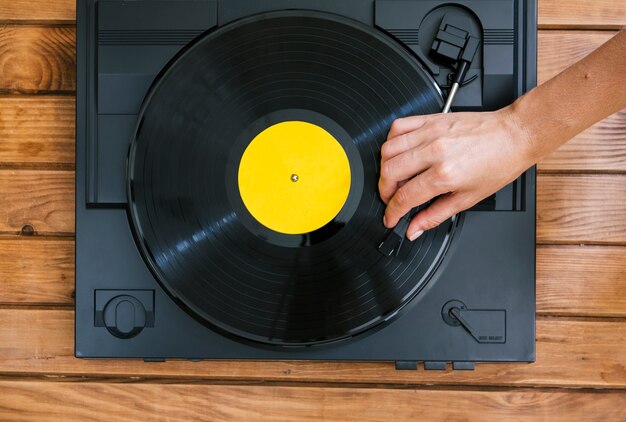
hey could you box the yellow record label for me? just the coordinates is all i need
[238,121,351,235]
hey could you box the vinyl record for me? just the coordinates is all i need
[127,11,458,346]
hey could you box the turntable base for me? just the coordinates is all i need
[76,0,537,366]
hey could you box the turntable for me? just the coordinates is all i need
[76,0,537,369]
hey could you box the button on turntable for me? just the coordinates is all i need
[94,290,155,339]
[102,295,146,339]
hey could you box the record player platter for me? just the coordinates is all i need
[127,11,457,346]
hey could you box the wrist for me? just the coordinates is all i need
[499,98,539,168]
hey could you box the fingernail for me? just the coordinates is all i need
[408,230,424,241]
[383,215,388,228]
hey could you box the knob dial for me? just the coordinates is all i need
[102,295,147,339]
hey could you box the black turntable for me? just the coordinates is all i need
[76,0,537,369]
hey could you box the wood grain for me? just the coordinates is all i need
[0,96,75,167]
[539,0,626,29]
[0,170,74,236]
[538,110,626,173]
[0,26,75,94]
[537,246,626,317]
[0,172,623,243]
[0,2,624,418]
[0,28,618,94]
[537,174,626,244]
[4,172,624,244]
[0,381,624,422]
[2,0,625,28]
[0,238,73,305]
[0,310,625,388]
[0,31,622,173]
[0,1,74,23]
[2,240,624,318]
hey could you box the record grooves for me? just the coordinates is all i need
[127,11,457,346]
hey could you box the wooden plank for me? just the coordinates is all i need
[537,174,626,245]
[0,96,75,167]
[0,238,73,304]
[537,246,626,317]
[0,18,620,96]
[0,170,74,236]
[538,110,626,173]
[2,239,624,318]
[539,0,626,29]
[0,310,624,388]
[0,31,622,173]
[2,0,626,28]
[0,28,618,95]
[0,1,74,23]
[0,29,621,171]
[0,172,621,243]
[0,381,624,422]
[0,174,622,246]
[0,26,75,94]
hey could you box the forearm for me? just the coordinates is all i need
[510,28,626,163]
[379,28,626,238]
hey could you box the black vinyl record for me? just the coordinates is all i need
[127,11,457,346]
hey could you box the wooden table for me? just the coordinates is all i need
[0,1,625,420]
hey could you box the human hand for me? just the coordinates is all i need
[378,106,535,240]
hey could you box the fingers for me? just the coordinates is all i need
[379,117,440,204]
[381,131,424,163]
[386,115,429,140]
[383,169,447,228]
[405,193,469,240]
[378,148,430,204]
[382,114,443,162]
